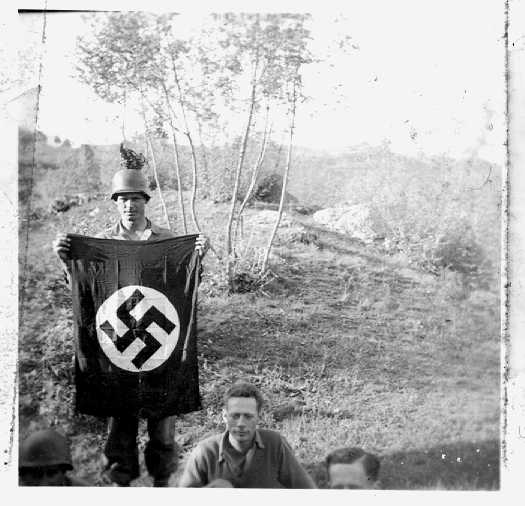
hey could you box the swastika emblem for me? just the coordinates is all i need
[95,285,180,372]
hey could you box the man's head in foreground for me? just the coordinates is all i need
[222,381,265,451]
[19,429,74,486]
[325,447,380,489]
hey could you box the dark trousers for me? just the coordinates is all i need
[104,415,178,485]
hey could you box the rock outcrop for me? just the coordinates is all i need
[313,203,390,243]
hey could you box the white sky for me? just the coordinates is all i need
[16,1,506,163]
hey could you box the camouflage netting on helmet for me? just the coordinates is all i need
[110,143,151,200]
[120,142,146,171]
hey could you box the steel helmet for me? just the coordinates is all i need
[111,169,150,201]
[111,143,150,201]
[19,429,73,469]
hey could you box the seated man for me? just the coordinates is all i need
[179,381,316,488]
[325,446,380,489]
[19,429,90,486]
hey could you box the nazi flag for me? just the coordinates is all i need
[67,233,202,418]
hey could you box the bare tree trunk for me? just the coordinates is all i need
[170,128,187,234]
[186,133,201,233]
[139,91,171,230]
[170,55,201,233]
[225,47,261,291]
[196,120,210,192]
[261,78,298,274]
[234,102,271,244]
[161,82,187,233]
[121,89,127,141]
[164,61,224,261]
[146,135,171,229]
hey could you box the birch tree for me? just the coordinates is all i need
[77,12,172,227]
[204,13,313,290]
[77,12,313,290]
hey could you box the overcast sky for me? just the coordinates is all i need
[16,1,506,163]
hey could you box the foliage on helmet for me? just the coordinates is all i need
[120,142,146,171]
[111,143,150,200]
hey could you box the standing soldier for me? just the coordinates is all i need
[52,144,208,487]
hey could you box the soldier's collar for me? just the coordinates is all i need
[147,219,163,235]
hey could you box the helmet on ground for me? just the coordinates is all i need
[110,143,150,201]
[19,429,73,470]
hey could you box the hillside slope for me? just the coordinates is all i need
[18,191,500,489]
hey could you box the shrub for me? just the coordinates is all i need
[231,271,263,293]
[254,173,283,203]
[428,226,485,276]
[293,204,322,216]
[278,228,320,248]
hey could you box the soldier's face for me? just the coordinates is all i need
[115,193,147,224]
[223,397,259,447]
[19,466,67,486]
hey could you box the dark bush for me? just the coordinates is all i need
[231,271,267,294]
[293,204,322,215]
[426,225,486,280]
[294,230,321,246]
[48,194,87,214]
[255,173,283,203]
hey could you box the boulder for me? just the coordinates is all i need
[313,203,390,243]
[244,209,295,229]
[239,210,311,247]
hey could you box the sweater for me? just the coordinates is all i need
[179,429,316,489]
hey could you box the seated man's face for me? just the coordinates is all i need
[328,460,377,489]
[19,466,67,486]
[223,397,259,447]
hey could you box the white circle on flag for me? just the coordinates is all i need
[95,285,180,372]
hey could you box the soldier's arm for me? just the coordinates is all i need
[52,233,72,285]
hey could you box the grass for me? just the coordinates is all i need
[18,188,500,489]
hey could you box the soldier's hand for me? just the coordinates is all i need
[99,462,120,487]
[195,234,209,258]
[53,233,71,262]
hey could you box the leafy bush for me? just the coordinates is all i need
[231,271,264,293]
[254,173,283,203]
[278,227,320,248]
[293,204,322,215]
[427,225,485,276]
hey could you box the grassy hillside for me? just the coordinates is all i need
[20,131,501,281]
[18,182,500,489]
